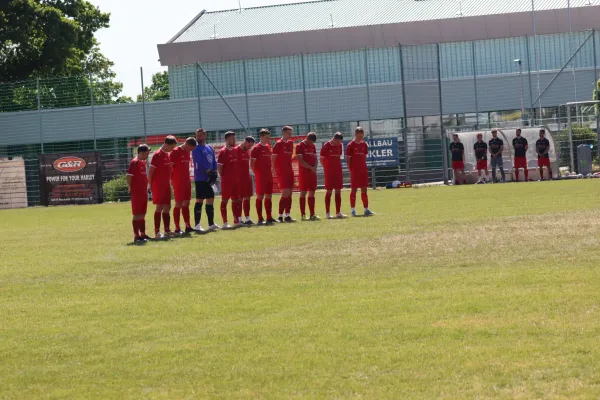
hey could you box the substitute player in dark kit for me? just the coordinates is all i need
[512,128,529,182]
[489,129,505,183]
[474,133,489,184]
[449,133,466,185]
[536,129,553,180]
[127,144,151,243]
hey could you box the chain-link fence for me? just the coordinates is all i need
[2,31,600,208]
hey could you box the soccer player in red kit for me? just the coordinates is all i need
[126,144,151,243]
[251,129,278,225]
[170,137,197,235]
[296,132,320,221]
[320,132,345,219]
[149,136,177,239]
[272,126,296,222]
[234,136,256,225]
[346,127,375,217]
[217,131,238,229]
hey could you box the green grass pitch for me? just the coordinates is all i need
[2,180,600,398]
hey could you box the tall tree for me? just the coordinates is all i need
[138,71,170,102]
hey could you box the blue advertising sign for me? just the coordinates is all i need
[343,137,399,167]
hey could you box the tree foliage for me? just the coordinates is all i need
[137,71,170,102]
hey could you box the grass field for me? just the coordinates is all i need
[2,180,600,399]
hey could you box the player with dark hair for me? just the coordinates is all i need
[489,129,505,183]
[449,133,466,185]
[149,135,177,239]
[126,144,151,242]
[536,129,553,180]
[474,133,489,184]
[235,136,256,225]
[217,131,238,228]
[513,128,529,182]
[320,132,345,219]
[170,137,197,234]
[251,129,277,224]
[346,127,375,216]
[272,126,296,222]
[192,128,219,232]
[296,132,320,221]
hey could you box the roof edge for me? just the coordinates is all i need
[167,9,206,44]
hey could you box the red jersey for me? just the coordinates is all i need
[251,143,272,177]
[320,141,343,174]
[126,157,148,193]
[346,140,369,172]
[170,146,191,186]
[272,139,294,173]
[234,145,251,178]
[296,140,317,171]
[150,148,172,186]
[217,146,236,180]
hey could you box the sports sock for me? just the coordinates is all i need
[154,211,161,233]
[173,207,181,231]
[308,196,315,216]
[515,170,520,181]
[139,219,146,236]
[540,169,544,180]
[279,197,285,215]
[350,191,357,208]
[299,196,306,216]
[256,199,263,219]
[162,212,171,233]
[232,201,239,224]
[220,202,228,223]
[335,192,342,214]
[500,167,506,181]
[492,169,497,182]
[325,192,332,214]
[286,196,292,215]
[194,202,203,226]
[361,192,369,209]
[243,199,251,218]
[132,220,139,237]
[265,198,273,220]
[206,204,215,226]
[182,206,191,228]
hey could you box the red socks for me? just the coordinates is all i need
[173,207,181,231]
[132,220,139,237]
[308,196,315,216]
[162,212,171,233]
[256,199,263,220]
[515,170,520,181]
[335,192,342,214]
[182,206,190,228]
[154,212,161,233]
[300,196,306,216]
[279,197,285,215]
[265,198,273,220]
[350,191,357,208]
[361,192,369,208]
[220,202,228,223]
[325,192,332,214]
[243,199,250,218]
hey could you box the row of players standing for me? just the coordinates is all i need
[449,128,553,184]
[126,126,375,242]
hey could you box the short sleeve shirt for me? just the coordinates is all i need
[170,146,191,185]
[346,140,369,172]
[272,139,294,172]
[536,138,550,158]
[296,141,317,170]
[489,138,504,155]
[127,157,147,193]
[513,137,528,158]
[449,142,464,161]
[234,145,251,177]
[250,143,272,177]
[320,141,343,173]
[150,148,172,186]
[474,141,488,160]
[217,147,236,180]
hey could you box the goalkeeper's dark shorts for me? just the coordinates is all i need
[195,181,215,200]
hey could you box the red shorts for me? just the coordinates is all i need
[151,183,171,205]
[255,173,273,196]
[538,158,551,168]
[325,170,343,190]
[173,181,191,203]
[350,169,369,189]
[514,157,527,169]
[239,175,253,198]
[452,161,465,170]
[476,160,488,171]
[276,169,294,190]
[131,192,148,215]
[299,169,317,192]
[220,178,238,200]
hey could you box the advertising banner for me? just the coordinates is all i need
[343,137,399,168]
[0,158,28,209]
[39,152,103,206]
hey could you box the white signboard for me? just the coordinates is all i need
[0,158,28,209]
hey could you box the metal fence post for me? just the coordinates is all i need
[526,36,534,126]
[471,41,479,129]
[89,74,97,150]
[243,60,251,131]
[568,105,575,172]
[196,62,202,128]
[300,53,309,129]
[593,30,599,162]
[398,44,410,181]
[437,44,449,184]
[37,77,44,154]
[140,67,148,142]
[363,48,376,189]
